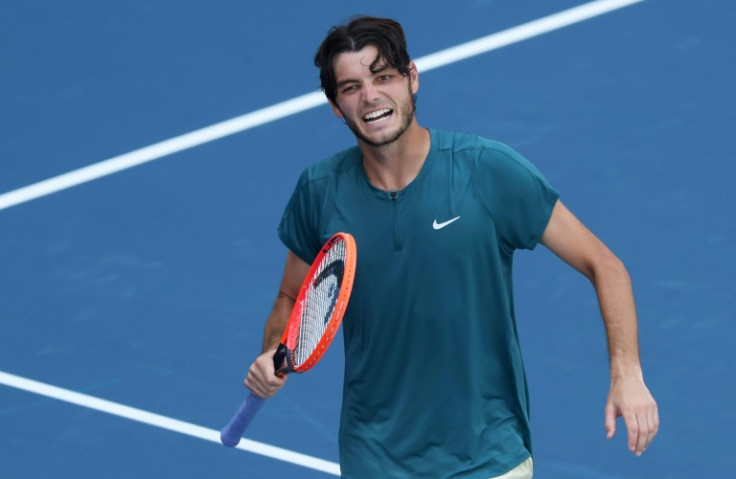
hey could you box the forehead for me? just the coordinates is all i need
[332,45,386,81]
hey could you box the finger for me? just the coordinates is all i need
[253,355,276,377]
[645,405,659,451]
[623,411,640,454]
[265,372,288,389]
[604,402,617,439]
[638,400,660,454]
[245,373,284,398]
[653,405,660,436]
[245,360,280,398]
[634,412,648,456]
[244,376,267,398]
[245,367,288,398]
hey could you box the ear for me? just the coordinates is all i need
[409,61,420,95]
[328,99,345,119]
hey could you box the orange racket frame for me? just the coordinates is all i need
[221,232,356,447]
[273,232,357,374]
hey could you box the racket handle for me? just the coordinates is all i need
[220,393,266,447]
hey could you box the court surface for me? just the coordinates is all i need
[1,1,734,477]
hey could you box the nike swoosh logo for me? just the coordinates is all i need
[432,216,461,230]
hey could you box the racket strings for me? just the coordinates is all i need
[293,240,346,367]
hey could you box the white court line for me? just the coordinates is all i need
[0,370,341,476]
[2,0,644,473]
[0,0,644,212]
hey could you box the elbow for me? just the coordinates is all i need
[587,251,630,287]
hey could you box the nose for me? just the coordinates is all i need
[362,81,380,103]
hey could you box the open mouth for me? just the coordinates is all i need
[362,108,393,125]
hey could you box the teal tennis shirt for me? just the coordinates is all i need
[278,129,559,478]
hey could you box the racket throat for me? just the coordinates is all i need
[273,343,294,376]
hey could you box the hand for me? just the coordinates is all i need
[604,376,659,456]
[244,349,288,398]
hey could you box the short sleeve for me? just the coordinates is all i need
[474,141,559,252]
[277,169,322,264]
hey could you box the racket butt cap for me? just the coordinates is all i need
[220,430,241,448]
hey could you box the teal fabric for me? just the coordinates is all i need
[278,129,559,477]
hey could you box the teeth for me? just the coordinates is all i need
[363,109,391,121]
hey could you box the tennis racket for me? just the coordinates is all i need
[220,232,357,447]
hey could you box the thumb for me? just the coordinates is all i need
[604,402,618,439]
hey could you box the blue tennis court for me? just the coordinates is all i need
[1,1,734,477]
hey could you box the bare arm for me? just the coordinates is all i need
[540,200,659,456]
[245,250,311,398]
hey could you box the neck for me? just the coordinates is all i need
[359,121,430,192]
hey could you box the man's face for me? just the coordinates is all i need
[329,45,419,148]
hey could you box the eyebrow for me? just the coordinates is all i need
[336,78,360,88]
[335,65,394,89]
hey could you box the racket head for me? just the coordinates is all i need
[275,232,356,374]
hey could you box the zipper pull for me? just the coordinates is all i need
[388,190,398,200]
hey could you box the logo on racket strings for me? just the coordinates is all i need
[313,259,344,327]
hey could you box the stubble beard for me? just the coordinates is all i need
[341,87,416,148]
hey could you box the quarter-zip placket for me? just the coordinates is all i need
[388,190,402,252]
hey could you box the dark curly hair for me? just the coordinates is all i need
[314,16,413,104]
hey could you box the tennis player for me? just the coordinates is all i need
[245,16,658,478]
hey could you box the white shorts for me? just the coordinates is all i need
[489,457,533,479]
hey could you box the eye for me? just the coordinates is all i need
[341,84,359,94]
